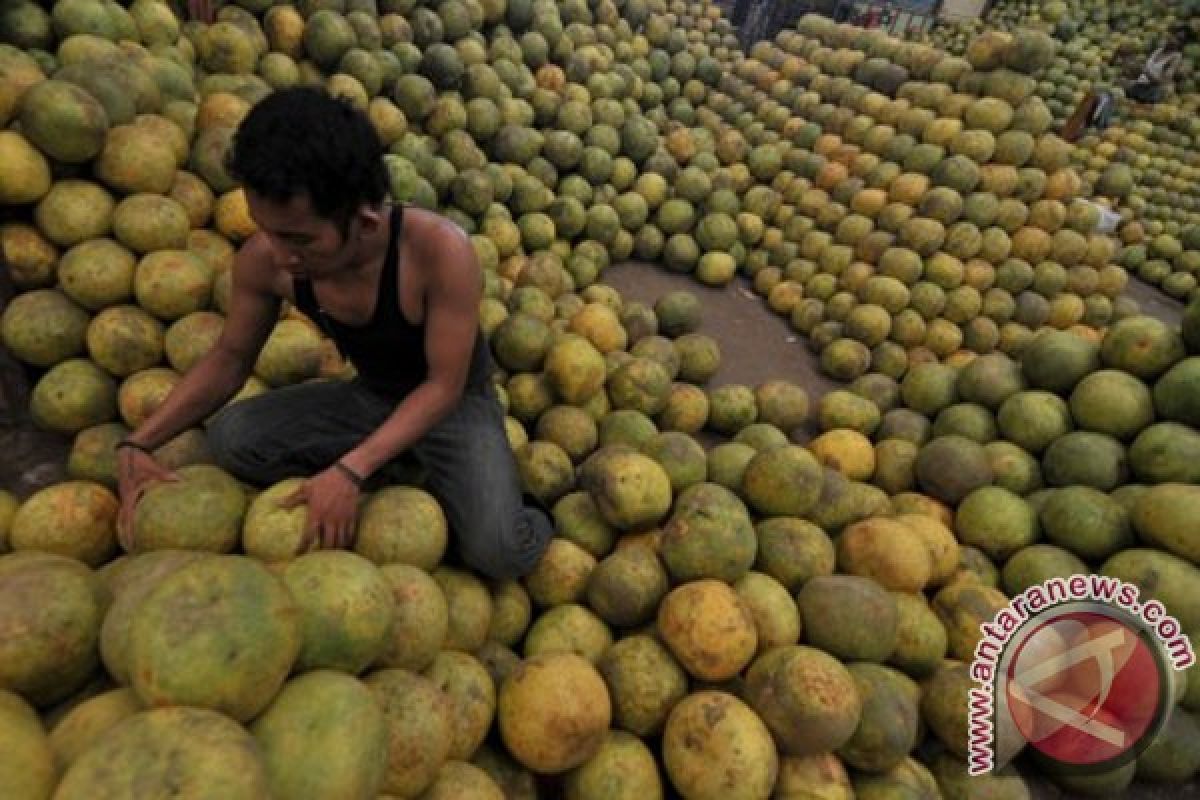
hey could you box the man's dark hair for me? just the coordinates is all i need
[229,87,388,225]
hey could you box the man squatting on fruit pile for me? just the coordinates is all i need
[115,87,555,579]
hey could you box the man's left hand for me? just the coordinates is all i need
[281,466,361,552]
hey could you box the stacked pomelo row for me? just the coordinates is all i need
[705,16,1136,384]
[2,1,1200,799]
[917,0,1200,247]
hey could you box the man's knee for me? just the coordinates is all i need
[205,405,253,472]
[458,505,554,581]
[205,403,279,482]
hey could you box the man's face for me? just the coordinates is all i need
[245,190,361,278]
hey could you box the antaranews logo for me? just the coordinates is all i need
[967,574,1195,777]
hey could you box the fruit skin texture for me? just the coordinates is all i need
[364,667,455,798]
[0,553,105,708]
[743,645,864,758]
[9,480,118,567]
[281,551,395,674]
[19,78,110,164]
[662,690,779,800]
[0,130,51,204]
[915,434,994,505]
[498,651,611,774]
[657,578,758,682]
[127,555,301,722]
[0,690,56,800]
[659,482,757,583]
[131,464,247,553]
[52,707,272,800]
[251,670,389,800]
[797,574,899,663]
[1100,316,1185,381]
[563,730,664,800]
[954,486,1039,562]
[48,687,142,772]
[1131,484,1200,565]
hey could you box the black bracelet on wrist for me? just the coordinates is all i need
[334,461,366,488]
[115,439,155,455]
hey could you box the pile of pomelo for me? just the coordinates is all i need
[719,15,1138,384]
[3,1,1200,798]
[918,0,1200,257]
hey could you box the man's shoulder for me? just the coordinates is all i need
[232,234,286,294]
[403,207,473,269]
[405,206,470,246]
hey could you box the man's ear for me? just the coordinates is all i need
[356,205,385,232]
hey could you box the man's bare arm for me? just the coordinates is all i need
[339,221,483,478]
[126,239,282,449]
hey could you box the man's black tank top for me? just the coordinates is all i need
[291,204,493,402]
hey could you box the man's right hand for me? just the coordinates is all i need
[116,447,179,552]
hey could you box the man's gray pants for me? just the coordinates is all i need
[206,378,553,580]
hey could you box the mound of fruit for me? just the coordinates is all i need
[2,1,1200,799]
[916,0,1200,253]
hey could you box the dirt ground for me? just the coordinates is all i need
[1,263,1197,799]
[601,260,842,444]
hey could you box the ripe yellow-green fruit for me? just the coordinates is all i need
[213,188,258,242]
[253,317,324,387]
[809,428,876,481]
[354,487,448,570]
[837,516,933,592]
[433,566,493,652]
[0,130,51,204]
[660,482,756,583]
[662,691,778,800]
[798,574,899,663]
[741,445,825,516]
[523,603,613,664]
[95,122,179,194]
[47,687,142,772]
[838,663,921,773]
[1130,484,1200,565]
[376,564,449,672]
[544,334,606,403]
[657,578,757,682]
[586,544,669,629]
[128,555,300,722]
[99,550,211,684]
[0,288,90,368]
[19,78,110,164]
[10,481,117,567]
[582,449,673,531]
[0,553,105,707]
[30,358,117,435]
[53,707,272,800]
[498,651,611,774]
[365,667,455,797]
[86,304,165,377]
[34,179,115,247]
[251,670,389,800]
[893,513,960,587]
[0,222,58,289]
[282,551,394,674]
[564,729,663,800]
[240,478,310,562]
[57,238,136,311]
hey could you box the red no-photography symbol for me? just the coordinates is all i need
[1004,610,1166,768]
